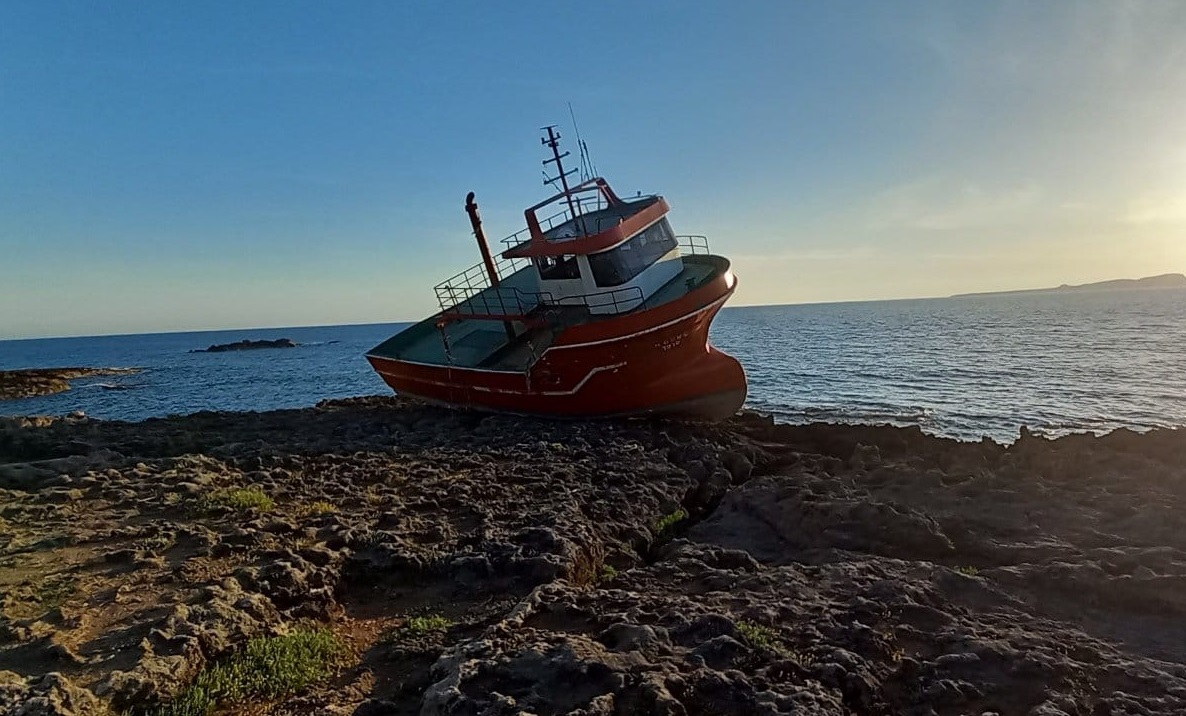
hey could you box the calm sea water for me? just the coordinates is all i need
[2,289,1184,442]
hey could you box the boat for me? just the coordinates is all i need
[365,127,747,420]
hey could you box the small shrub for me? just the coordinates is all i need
[598,564,619,583]
[134,534,175,553]
[202,488,274,512]
[954,565,979,577]
[654,508,688,536]
[37,575,76,608]
[145,630,343,716]
[302,500,338,516]
[404,614,454,635]
[365,492,387,506]
[737,620,777,649]
[291,536,317,551]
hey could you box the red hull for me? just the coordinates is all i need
[367,270,747,420]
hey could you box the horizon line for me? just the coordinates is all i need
[6,279,1184,342]
[0,293,956,342]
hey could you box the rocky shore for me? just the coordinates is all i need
[3,398,1186,714]
[0,369,140,402]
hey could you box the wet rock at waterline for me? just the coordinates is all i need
[0,368,141,401]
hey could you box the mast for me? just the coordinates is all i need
[541,126,584,234]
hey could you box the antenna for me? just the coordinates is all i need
[568,103,595,182]
[582,139,598,179]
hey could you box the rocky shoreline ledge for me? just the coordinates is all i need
[2,397,1186,714]
[0,369,141,402]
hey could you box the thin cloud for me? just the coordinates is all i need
[866,177,1042,231]
[1123,194,1186,224]
[732,245,880,263]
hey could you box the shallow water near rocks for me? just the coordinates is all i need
[2,288,1184,442]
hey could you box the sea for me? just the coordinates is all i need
[2,289,1184,444]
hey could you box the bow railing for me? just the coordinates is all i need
[676,235,711,255]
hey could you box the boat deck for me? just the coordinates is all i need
[369,255,723,372]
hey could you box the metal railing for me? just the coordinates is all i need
[434,230,702,321]
[500,194,611,253]
[436,280,646,322]
[677,235,711,255]
[434,254,530,312]
[437,285,554,319]
[550,285,645,313]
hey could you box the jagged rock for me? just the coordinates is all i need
[1,672,102,716]
[599,623,671,654]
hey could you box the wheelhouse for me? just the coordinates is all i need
[501,187,685,315]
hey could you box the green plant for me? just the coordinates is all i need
[145,630,343,716]
[403,614,454,635]
[305,500,337,515]
[201,488,274,512]
[954,565,979,577]
[654,508,688,536]
[364,488,388,506]
[598,564,619,583]
[736,620,776,649]
[134,534,175,553]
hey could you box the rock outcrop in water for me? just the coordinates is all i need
[193,338,298,353]
[0,368,140,401]
[2,398,1186,714]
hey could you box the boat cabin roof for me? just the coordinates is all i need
[502,179,670,260]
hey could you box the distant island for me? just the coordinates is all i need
[0,367,140,401]
[192,338,299,353]
[952,273,1186,298]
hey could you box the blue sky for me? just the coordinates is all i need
[2,1,1184,339]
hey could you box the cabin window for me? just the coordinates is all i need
[535,254,581,281]
[588,219,678,287]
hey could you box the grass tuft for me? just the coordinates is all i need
[202,488,274,512]
[654,508,688,536]
[144,630,343,716]
[303,500,337,515]
[954,565,979,577]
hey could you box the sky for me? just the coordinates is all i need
[2,1,1185,339]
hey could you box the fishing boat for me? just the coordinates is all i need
[366,128,747,420]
